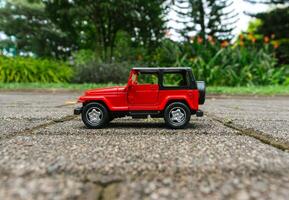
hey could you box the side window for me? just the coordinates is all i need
[131,73,137,84]
[162,72,189,87]
[137,72,158,85]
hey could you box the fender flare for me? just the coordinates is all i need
[79,96,113,110]
[159,96,191,111]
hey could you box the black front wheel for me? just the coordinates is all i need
[81,103,109,129]
[164,102,191,129]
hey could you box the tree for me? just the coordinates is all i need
[44,0,167,61]
[0,0,77,58]
[0,0,166,60]
[246,0,289,63]
[126,0,167,53]
[254,7,289,63]
[173,0,238,41]
[254,8,289,38]
[244,0,288,4]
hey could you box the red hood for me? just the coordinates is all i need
[84,86,126,96]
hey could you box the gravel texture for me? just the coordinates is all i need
[0,119,48,140]
[0,91,78,139]
[0,92,289,200]
[204,96,289,144]
[0,92,79,120]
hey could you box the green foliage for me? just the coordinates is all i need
[191,47,288,86]
[72,60,132,84]
[247,19,263,33]
[252,7,289,64]
[207,85,289,95]
[0,56,73,83]
[72,50,101,65]
[0,0,288,88]
[138,73,158,84]
[0,82,120,90]
[0,0,76,58]
[1,0,166,61]
[113,31,150,62]
[153,39,288,86]
[254,7,289,41]
[72,49,147,83]
[44,0,166,61]
[1,82,289,96]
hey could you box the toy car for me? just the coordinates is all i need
[74,67,205,129]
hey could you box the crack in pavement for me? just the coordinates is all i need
[82,180,121,200]
[0,115,77,141]
[0,101,78,141]
[207,113,289,152]
[55,101,77,108]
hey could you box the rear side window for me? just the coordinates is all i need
[162,72,189,87]
[137,72,158,84]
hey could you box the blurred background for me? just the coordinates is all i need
[0,0,288,93]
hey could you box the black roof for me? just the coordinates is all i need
[132,67,191,73]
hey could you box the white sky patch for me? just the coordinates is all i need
[232,0,269,35]
[0,32,7,40]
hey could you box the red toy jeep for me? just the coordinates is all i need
[74,67,205,129]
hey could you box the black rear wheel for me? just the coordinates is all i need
[81,102,109,129]
[164,102,191,129]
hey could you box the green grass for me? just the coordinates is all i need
[207,85,289,95]
[0,82,119,90]
[0,82,288,95]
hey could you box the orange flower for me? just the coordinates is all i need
[273,42,279,49]
[239,41,244,47]
[197,36,203,44]
[239,34,244,40]
[207,35,213,42]
[251,37,256,43]
[207,35,215,45]
[264,36,270,43]
[221,40,229,48]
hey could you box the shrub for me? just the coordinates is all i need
[72,61,133,84]
[0,56,73,83]
[72,49,144,83]
[189,46,288,86]
[153,39,288,86]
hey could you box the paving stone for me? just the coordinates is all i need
[0,92,289,199]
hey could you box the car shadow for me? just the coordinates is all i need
[104,121,198,129]
[107,122,166,129]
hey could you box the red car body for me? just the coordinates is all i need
[75,67,205,129]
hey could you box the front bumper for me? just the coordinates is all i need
[74,107,83,115]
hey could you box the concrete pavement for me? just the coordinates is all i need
[0,92,288,200]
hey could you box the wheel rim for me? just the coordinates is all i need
[86,107,103,125]
[169,107,186,126]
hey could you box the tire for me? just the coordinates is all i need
[81,102,109,129]
[109,115,114,122]
[164,102,191,129]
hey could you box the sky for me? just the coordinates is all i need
[0,0,270,41]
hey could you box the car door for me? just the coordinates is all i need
[128,72,159,107]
